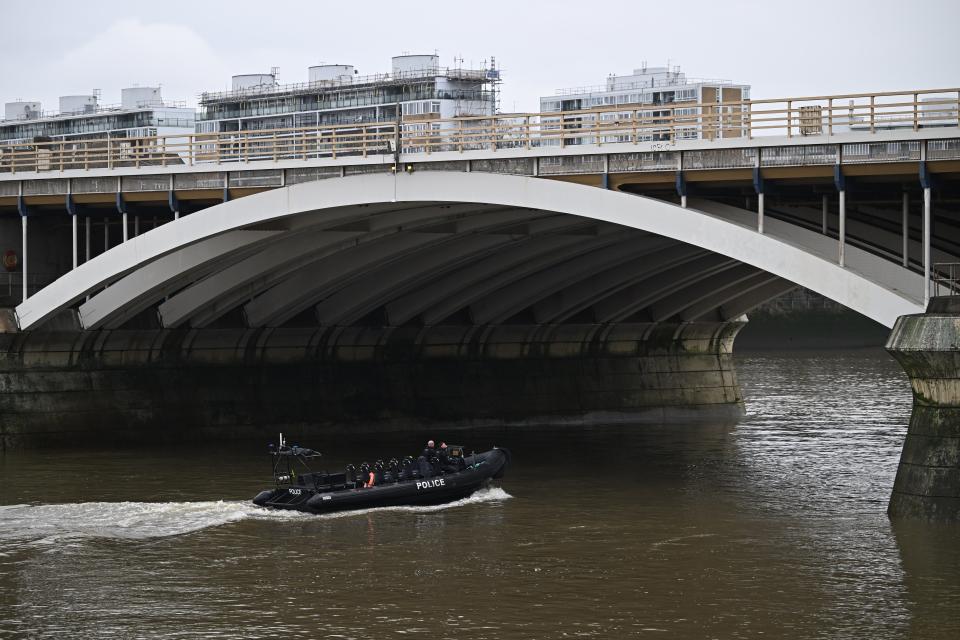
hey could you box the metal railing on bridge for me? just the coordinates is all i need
[0,88,958,174]
[930,263,960,298]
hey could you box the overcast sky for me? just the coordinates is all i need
[2,0,957,114]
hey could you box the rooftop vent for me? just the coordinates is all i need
[121,86,163,109]
[4,101,41,121]
[308,64,355,84]
[391,54,439,76]
[231,74,276,91]
[59,94,98,115]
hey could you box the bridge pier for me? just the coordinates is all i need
[887,298,960,520]
[0,321,745,449]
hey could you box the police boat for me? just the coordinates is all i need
[252,436,510,514]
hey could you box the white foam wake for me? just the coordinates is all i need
[0,487,511,545]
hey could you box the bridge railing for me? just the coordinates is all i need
[931,263,960,298]
[0,88,957,174]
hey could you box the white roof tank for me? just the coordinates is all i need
[392,54,439,76]
[308,64,355,84]
[59,94,98,115]
[122,86,162,109]
[4,101,41,121]
[231,74,276,91]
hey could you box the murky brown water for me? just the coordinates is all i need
[1,349,959,639]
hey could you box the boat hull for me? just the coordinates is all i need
[252,447,510,514]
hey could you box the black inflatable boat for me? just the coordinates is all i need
[252,438,510,514]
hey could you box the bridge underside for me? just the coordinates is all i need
[0,171,948,446]
[70,205,795,332]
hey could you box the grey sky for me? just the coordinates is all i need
[2,0,957,114]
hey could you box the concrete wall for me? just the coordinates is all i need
[0,321,745,449]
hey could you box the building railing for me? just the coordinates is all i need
[198,66,495,103]
[930,263,960,298]
[0,88,957,174]
[553,76,735,96]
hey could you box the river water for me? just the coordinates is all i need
[1,349,958,639]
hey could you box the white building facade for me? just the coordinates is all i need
[197,54,500,135]
[0,87,195,145]
[540,65,750,143]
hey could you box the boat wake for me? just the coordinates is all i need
[0,487,511,546]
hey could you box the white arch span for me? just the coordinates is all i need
[15,171,924,330]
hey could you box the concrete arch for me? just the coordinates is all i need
[311,216,591,327]
[89,203,512,330]
[240,208,558,327]
[383,228,619,325]
[15,171,925,331]
[157,204,528,328]
[529,246,710,324]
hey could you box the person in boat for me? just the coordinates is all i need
[364,466,376,488]
[438,442,450,467]
[438,442,461,473]
[418,440,437,478]
[421,440,436,459]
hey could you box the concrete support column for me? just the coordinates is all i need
[71,212,78,270]
[135,216,140,237]
[887,302,960,520]
[675,170,687,209]
[84,216,91,263]
[20,213,27,303]
[122,212,128,243]
[103,219,109,252]
[924,187,931,306]
[821,194,828,235]
[902,192,909,268]
[838,189,846,267]
[757,192,765,234]
[753,167,765,234]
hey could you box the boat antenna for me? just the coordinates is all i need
[280,432,285,448]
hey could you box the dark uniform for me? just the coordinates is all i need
[419,442,437,477]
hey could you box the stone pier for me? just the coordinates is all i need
[886,298,960,520]
[0,321,745,449]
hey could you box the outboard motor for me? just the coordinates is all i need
[359,462,371,486]
[374,460,385,484]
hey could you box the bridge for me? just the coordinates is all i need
[1,87,959,518]
[2,87,958,327]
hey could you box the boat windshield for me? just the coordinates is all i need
[269,443,322,485]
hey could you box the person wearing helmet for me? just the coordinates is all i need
[421,439,436,460]
[438,442,458,473]
[418,440,437,478]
